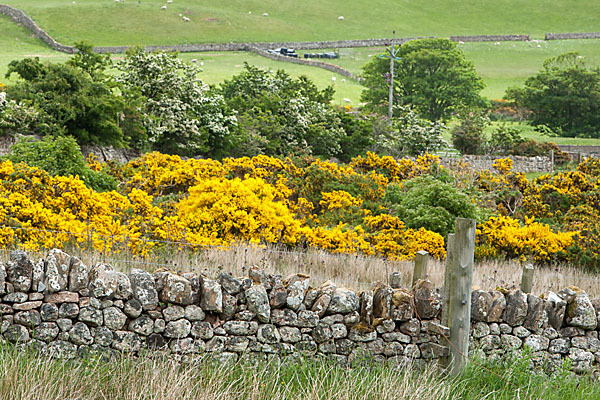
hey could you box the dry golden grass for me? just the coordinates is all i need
[2,243,599,297]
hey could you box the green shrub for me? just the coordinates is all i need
[387,175,479,237]
[5,135,117,192]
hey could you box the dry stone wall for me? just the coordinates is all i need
[441,155,553,173]
[1,249,600,373]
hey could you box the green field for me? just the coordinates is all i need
[2,0,600,144]
[3,0,600,45]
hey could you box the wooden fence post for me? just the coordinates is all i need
[442,218,476,376]
[520,263,534,293]
[441,234,456,328]
[412,250,429,287]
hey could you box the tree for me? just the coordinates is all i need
[373,106,447,156]
[361,38,486,121]
[116,48,236,157]
[506,52,600,138]
[5,53,141,147]
[220,64,346,158]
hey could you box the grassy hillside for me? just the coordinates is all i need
[3,0,600,46]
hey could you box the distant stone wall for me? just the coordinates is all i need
[441,155,553,173]
[557,145,600,156]
[1,248,599,373]
[0,4,76,53]
[247,47,361,82]
[450,34,530,42]
[545,32,600,40]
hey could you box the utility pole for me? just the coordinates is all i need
[380,31,401,121]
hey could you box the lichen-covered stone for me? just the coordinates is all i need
[420,342,448,359]
[279,326,301,343]
[182,272,201,304]
[4,292,28,303]
[501,334,522,350]
[487,290,506,322]
[223,320,258,336]
[68,256,88,292]
[524,294,548,332]
[285,274,309,311]
[258,324,281,344]
[564,290,597,330]
[34,322,59,343]
[164,319,191,338]
[114,272,133,300]
[549,338,570,354]
[4,324,29,343]
[245,284,270,323]
[6,250,33,292]
[45,340,77,359]
[205,336,227,352]
[312,324,333,344]
[217,272,242,295]
[123,299,142,318]
[44,249,70,294]
[185,305,205,322]
[545,291,567,330]
[128,315,154,336]
[502,289,528,326]
[360,290,374,326]
[473,322,491,339]
[200,277,223,313]
[88,264,119,299]
[524,334,549,352]
[103,307,127,330]
[56,318,73,332]
[160,273,194,306]
[69,322,93,345]
[78,306,103,327]
[112,331,142,352]
[413,280,441,319]
[191,321,214,340]
[471,290,492,322]
[163,305,185,322]
[58,303,79,319]
[129,269,159,311]
[399,318,420,336]
[32,259,45,293]
[14,310,41,327]
[328,288,360,315]
[0,262,7,295]
[40,303,59,321]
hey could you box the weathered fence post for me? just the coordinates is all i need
[441,234,455,328]
[412,250,429,287]
[441,218,476,376]
[520,263,534,293]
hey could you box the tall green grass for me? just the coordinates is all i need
[0,344,599,399]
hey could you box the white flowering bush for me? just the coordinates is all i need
[117,49,236,156]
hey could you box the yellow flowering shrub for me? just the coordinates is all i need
[176,177,306,247]
[476,215,575,263]
[4,150,599,268]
